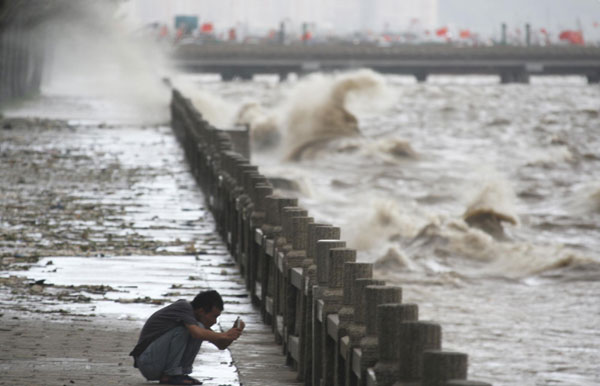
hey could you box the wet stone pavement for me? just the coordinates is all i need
[0,114,300,385]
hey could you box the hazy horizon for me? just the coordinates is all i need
[439,0,600,39]
[121,0,600,41]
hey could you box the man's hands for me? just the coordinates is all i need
[186,321,244,350]
[233,317,246,330]
[224,327,242,340]
[217,323,243,349]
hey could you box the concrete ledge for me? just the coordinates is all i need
[277,251,285,272]
[255,229,263,245]
[352,348,362,379]
[266,239,274,256]
[255,282,262,300]
[340,336,350,360]
[290,268,303,290]
[288,335,300,361]
[276,315,284,338]
[317,299,324,322]
[366,368,376,386]
[327,314,339,340]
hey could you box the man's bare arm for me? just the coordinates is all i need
[185,324,242,350]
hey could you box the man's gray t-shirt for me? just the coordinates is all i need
[130,299,203,359]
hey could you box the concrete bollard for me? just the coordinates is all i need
[248,184,272,289]
[338,263,374,329]
[280,214,311,360]
[283,215,313,369]
[261,196,296,324]
[299,223,334,383]
[302,263,318,382]
[252,184,273,213]
[308,225,341,262]
[247,184,273,303]
[285,215,314,319]
[277,199,299,226]
[315,240,347,286]
[312,240,347,386]
[373,304,419,386]
[264,195,282,229]
[291,216,311,252]
[239,175,268,288]
[315,247,356,386]
[328,248,357,289]
[357,286,402,385]
[352,278,385,327]
[269,202,301,342]
[344,276,384,386]
[422,351,468,386]
[323,248,357,386]
[232,167,258,260]
[397,321,442,382]
[364,286,402,336]
[247,175,269,197]
[281,207,308,250]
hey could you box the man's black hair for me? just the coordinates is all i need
[191,290,224,312]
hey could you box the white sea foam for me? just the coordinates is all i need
[38,2,172,123]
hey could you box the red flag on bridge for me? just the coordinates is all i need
[559,30,584,45]
[201,23,214,33]
[436,27,448,37]
[459,29,471,39]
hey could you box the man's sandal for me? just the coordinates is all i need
[159,374,203,385]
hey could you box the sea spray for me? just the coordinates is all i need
[39,1,172,123]
[235,102,280,149]
[174,82,238,129]
[343,198,421,252]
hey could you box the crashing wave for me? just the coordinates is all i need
[283,69,387,161]
[463,183,518,239]
[235,102,280,150]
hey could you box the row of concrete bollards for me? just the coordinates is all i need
[170,89,492,386]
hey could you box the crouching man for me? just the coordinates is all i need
[130,290,245,385]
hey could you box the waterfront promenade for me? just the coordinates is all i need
[0,100,300,386]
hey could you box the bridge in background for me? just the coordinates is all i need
[173,43,600,84]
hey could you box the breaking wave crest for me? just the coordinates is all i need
[232,69,391,160]
[284,70,389,160]
[386,218,598,280]
[342,188,595,281]
[463,181,519,239]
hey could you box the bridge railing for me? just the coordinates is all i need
[171,88,493,386]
